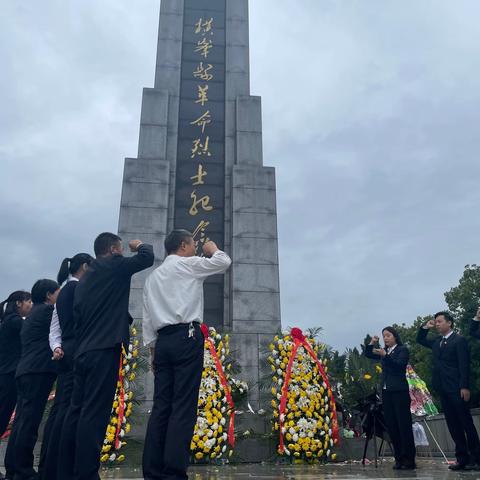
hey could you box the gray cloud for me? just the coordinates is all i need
[1,1,479,351]
[250,0,480,349]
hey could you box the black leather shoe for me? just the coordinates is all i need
[400,464,416,470]
[392,462,402,470]
[449,463,468,471]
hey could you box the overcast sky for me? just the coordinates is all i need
[1,1,479,351]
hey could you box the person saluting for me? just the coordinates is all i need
[417,312,480,470]
[470,307,480,340]
[365,327,416,470]
[142,230,231,480]
[58,233,154,480]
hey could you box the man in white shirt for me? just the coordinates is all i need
[142,229,231,480]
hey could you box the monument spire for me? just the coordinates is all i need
[118,0,281,458]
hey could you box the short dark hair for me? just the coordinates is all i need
[31,279,59,304]
[164,229,193,255]
[0,291,31,320]
[94,232,122,256]
[434,311,454,327]
[382,326,403,346]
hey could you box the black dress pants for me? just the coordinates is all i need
[37,384,61,478]
[382,389,416,466]
[39,368,74,480]
[4,372,56,480]
[143,323,204,480]
[440,390,480,465]
[0,372,17,437]
[57,346,121,480]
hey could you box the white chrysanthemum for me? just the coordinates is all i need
[297,396,310,409]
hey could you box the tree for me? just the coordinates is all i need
[444,264,480,406]
[337,346,382,414]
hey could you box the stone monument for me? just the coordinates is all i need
[117,0,281,455]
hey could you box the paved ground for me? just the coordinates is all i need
[1,440,477,479]
[99,460,480,479]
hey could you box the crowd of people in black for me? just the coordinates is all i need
[0,229,231,480]
[365,310,480,471]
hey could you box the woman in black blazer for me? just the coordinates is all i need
[365,326,416,470]
[40,253,93,480]
[4,279,60,480]
[0,291,32,471]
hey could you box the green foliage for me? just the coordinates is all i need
[336,346,382,414]
[324,264,480,411]
[444,264,480,406]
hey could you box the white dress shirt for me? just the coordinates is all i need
[387,344,397,355]
[443,330,454,340]
[383,344,397,389]
[142,250,232,348]
[48,276,78,352]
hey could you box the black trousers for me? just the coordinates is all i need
[39,368,74,480]
[382,389,416,466]
[0,372,17,437]
[37,384,61,478]
[57,346,120,480]
[440,390,480,465]
[143,323,204,480]
[4,372,56,480]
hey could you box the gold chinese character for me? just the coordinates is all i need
[194,18,213,35]
[191,136,211,158]
[192,220,210,238]
[190,164,207,186]
[189,191,213,216]
[195,38,213,58]
[195,85,209,106]
[192,219,211,253]
[193,62,213,81]
[190,111,211,133]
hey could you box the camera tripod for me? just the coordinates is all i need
[360,397,393,468]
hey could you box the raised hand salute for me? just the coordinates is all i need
[470,307,480,340]
[364,327,416,470]
[128,239,144,252]
[423,318,435,329]
[417,311,480,470]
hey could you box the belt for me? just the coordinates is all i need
[157,321,200,335]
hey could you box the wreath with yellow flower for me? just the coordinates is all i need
[190,325,248,463]
[269,328,339,462]
[100,326,139,464]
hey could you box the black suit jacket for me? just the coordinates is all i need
[16,303,57,378]
[365,344,409,392]
[470,320,480,340]
[74,243,154,358]
[0,313,23,374]
[56,280,78,372]
[416,328,469,393]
